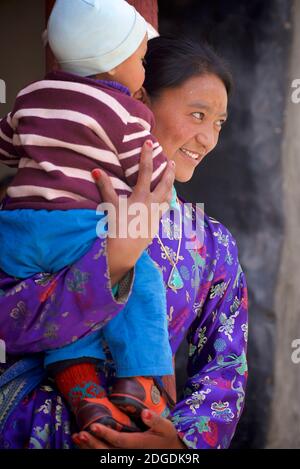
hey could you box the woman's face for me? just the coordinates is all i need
[149,73,228,182]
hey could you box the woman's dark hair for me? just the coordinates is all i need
[143,36,233,99]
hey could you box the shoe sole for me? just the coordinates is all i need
[78,409,141,433]
[110,394,147,416]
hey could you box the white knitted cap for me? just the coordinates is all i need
[47,0,147,76]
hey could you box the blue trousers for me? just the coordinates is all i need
[0,209,173,377]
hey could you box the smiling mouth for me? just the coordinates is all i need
[180,147,204,161]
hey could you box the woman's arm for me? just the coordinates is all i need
[170,220,248,449]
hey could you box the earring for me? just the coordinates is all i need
[107,68,116,77]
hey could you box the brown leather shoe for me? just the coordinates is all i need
[76,397,141,432]
[109,377,173,426]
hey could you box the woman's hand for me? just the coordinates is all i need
[72,409,186,449]
[92,140,175,286]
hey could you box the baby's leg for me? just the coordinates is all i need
[102,251,175,428]
[45,331,140,432]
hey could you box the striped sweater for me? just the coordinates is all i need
[0,71,167,210]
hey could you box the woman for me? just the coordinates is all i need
[0,37,248,449]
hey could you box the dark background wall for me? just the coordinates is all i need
[158,0,292,448]
[0,0,45,183]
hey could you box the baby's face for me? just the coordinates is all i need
[112,34,148,95]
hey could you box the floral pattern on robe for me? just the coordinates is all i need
[0,200,248,449]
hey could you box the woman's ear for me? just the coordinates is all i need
[133,86,151,106]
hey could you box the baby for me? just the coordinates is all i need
[0,0,174,432]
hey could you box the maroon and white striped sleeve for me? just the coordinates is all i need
[0,113,20,168]
[118,104,168,190]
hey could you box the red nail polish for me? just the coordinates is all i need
[92,169,101,181]
[145,140,153,148]
[90,424,100,433]
[143,410,152,420]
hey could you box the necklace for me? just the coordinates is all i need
[155,198,184,293]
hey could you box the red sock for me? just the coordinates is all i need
[55,362,106,413]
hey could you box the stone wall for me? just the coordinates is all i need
[267,0,300,449]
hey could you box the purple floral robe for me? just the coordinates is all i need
[0,201,248,449]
